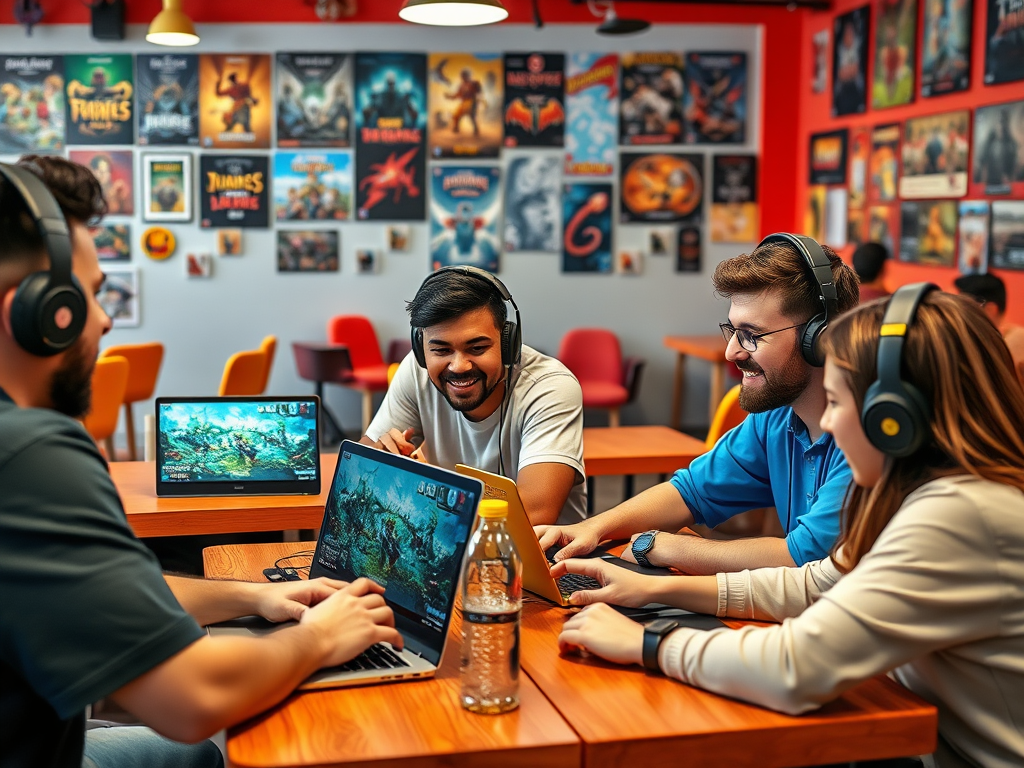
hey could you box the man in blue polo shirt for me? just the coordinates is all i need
[537,234,859,573]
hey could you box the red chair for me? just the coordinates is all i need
[558,328,644,428]
[327,315,390,431]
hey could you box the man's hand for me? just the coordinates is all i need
[534,520,603,561]
[300,578,403,669]
[550,558,658,608]
[372,428,418,457]
[252,577,348,623]
[558,603,644,667]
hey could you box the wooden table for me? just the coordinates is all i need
[663,335,729,429]
[582,425,706,477]
[204,542,580,768]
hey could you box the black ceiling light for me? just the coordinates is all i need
[588,0,650,35]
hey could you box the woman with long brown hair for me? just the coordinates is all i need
[553,286,1024,768]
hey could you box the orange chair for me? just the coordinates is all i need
[219,348,268,396]
[100,342,164,461]
[256,335,277,393]
[327,315,390,432]
[705,384,746,450]
[387,362,400,386]
[558,328,644,427]
[83,355,130,460]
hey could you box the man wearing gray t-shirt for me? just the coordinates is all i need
[362,267,586,524]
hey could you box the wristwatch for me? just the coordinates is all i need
[642,618,680,672]
[631,530,659,568]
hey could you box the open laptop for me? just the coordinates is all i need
[211,440,483,690]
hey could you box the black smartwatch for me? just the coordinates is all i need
[642,618,679,672]
[631,530,658,568]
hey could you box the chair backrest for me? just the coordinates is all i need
[83,356,130,442]
[257,335,277,393]
[706,384,747,450]
[327,315,384,370]
[219,349,268,396]
[100,342,164,404]
[387,362,400,386]
[558,328,623,385]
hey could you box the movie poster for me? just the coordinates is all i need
[869,123,901,202]
[277,230,340,272]
[0,56,64,153]
[809,129,849,185]
[620,152,703,224]
[711,154,758,243]
[565,53,619,176]
[136,53,199,146]
[958,200,990,274]
[427,53,502,159]
[429,165,501,273]
[563,183,612,273]
[142,154,190,222]
[64,54,133,145]
[676,226,703,272]
[619,52,684,146]
[869,204,899,255]
[93,224,131,261]
[984,0,1024,85]
[900,200,957,265]
[872,0,916,109]
[900,110,969,198]
[805,185,827,242]
[199,154,269,228]
[832,7,869,116]
[684,52,747,143]
[68,149,133,215]
[848,207,867,247]
[920,0,971,96]
[812,29,830,94]
[503,52,564,148]
[274,151,352,221]
[971,100,1024,197]
[98,267,138,328]
[199,54,271,149]
[276,53,352,148]
[991,201,1024,269]
[504,156,560,253]
[353,52,427,221]
[848,127,870,209]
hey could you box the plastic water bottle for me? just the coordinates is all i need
[460,499,522,714]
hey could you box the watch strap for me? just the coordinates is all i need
[642,619,679,672]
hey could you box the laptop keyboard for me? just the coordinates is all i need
[336,643,410,672]
[557,572,602,598]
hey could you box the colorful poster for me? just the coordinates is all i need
[0,55,64,153]
[676,226,703,273]
[199,54,271,149]
[353,52,426,221]
[684,51,747,143]
[984,0,1024,85]
[920,0,971,97]
[825,187,849,247]
[93,224,130,261]
[619,52,684,146]
[564,53,619,176]
[971,100,1024,197]
[872,0,916,109]
[429,165,501,273]
[142,153,190,223]
[69,149,133,215]
[805,185,827,242]
[504,156,560,253]
[869,123,901,202]
[276,53,352,148]
[869,204,899,255]
[427,53,503,159]
[848,127,870,209]
[620,152,703,224]
[809,129,849,185]
[848,207,867,247]
[98,266,138,328]
[277,230,340,272]
[812,29,830,94]
[503,52,564,148]
[900,110,969,198]
[832,7,869,116]
[711,154,758,243]
[136,53,199,146]
[64,54,133,145]
[991,201,1024,270]
[899,200,956,266]
[273,151,352,221]
[199,154,269,228]
[958,201,990,274]
[563,183,612,273]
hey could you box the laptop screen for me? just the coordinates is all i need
[155,396,321,497]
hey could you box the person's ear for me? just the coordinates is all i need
[1,286,16,337]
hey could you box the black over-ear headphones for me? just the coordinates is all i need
[756,233,839,367]
[1,162,87,357]
[412,265,522,370]
[861,282,937,457]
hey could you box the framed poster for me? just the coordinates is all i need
[98,266,139,328]
[142,153,192,223]
[900,110,970,198]
[809,129,849,185]
[958,201,990,275]
[984,0,1024,85]
[277,230,340,272]
[920,0,971,97]
[69,150,134,216]
[832,6,869,116]
[199,154,269,229]
[872,0,916,109]
[971,100,1024,197]
[991,201,1024,270]
[0,55,64,153]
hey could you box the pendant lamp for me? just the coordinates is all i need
[146,0,200,46]
[399,0,509,26]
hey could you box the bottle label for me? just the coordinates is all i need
[463,609,521,625]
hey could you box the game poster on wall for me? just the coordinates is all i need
[354,52,426,221]
[869,123,900,202]
[273,151,352,221]
[848,207,867,247]
[620,152,703,224]
[971,100,1024,197]
[872,0,916,109]
[98,266,138,328]
[958,201,990,274]
[900,200,957,266]
[711,154,758,243]
[429,165,501,273]
[920,0,971,97]
[684,52,747,143]
[809,129,849,185]
[900,110,969,198]
[619,52,684,146]
[199,54,271,149]
[565,53,619,177]
[504,156,560,253]
[277,230,340,272]
[276,53,352,148]
[0,56,64,153]
[563,183,612,273]
[136,54,199,146]
[676,227,703,273]
[142,154,191,222]
[93,224,131,261]
[805,185,827,242]
[69,150,133,215]
[832,7,869,116]
[869,204,899,255]
[427,53,503,159]
[64,54,133,145]
[848,127,870,209]
[812,29,829,94]
[199,154,269,228]
[991,201,1024,270]
[984,0,1024,85]
[503,52,564,148]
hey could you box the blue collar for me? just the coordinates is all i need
[787,408,831,451]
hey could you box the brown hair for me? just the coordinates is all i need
[713,238,860,322]
[823,291,1024,571]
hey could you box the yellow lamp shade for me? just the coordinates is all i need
[399,0,508,26]
[146,0,200,46]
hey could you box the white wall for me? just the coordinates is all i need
[0,21,761,443]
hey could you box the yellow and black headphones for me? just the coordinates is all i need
[1,162,87,357]
[861,282,938,457]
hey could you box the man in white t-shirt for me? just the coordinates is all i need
[362,266,586,524]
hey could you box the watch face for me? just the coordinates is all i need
[646,617,680,634]
[634,532,655,552]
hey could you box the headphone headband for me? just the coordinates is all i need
[876,283,936,391]
[0,164,75,286]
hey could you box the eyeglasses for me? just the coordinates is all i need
[719,321,807,353]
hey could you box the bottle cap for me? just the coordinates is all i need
[477,499,508,519]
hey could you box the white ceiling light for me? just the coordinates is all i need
[399,0,509,27]
[146,0,200,47]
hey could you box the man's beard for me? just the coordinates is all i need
[735,350,811,414]
[50,341,95,418]
[435,367,503,414]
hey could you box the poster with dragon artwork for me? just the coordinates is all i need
[430,165,501,273]
[199,54,271,149]
[562,182,612,273]
[503,52,564,148]
[427,53,503,159]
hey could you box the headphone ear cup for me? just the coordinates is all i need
[800,314,827,367]
[501,321,520,368]
[862,381,931,457]
[411,327,426,368]
[10,271,86,357]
